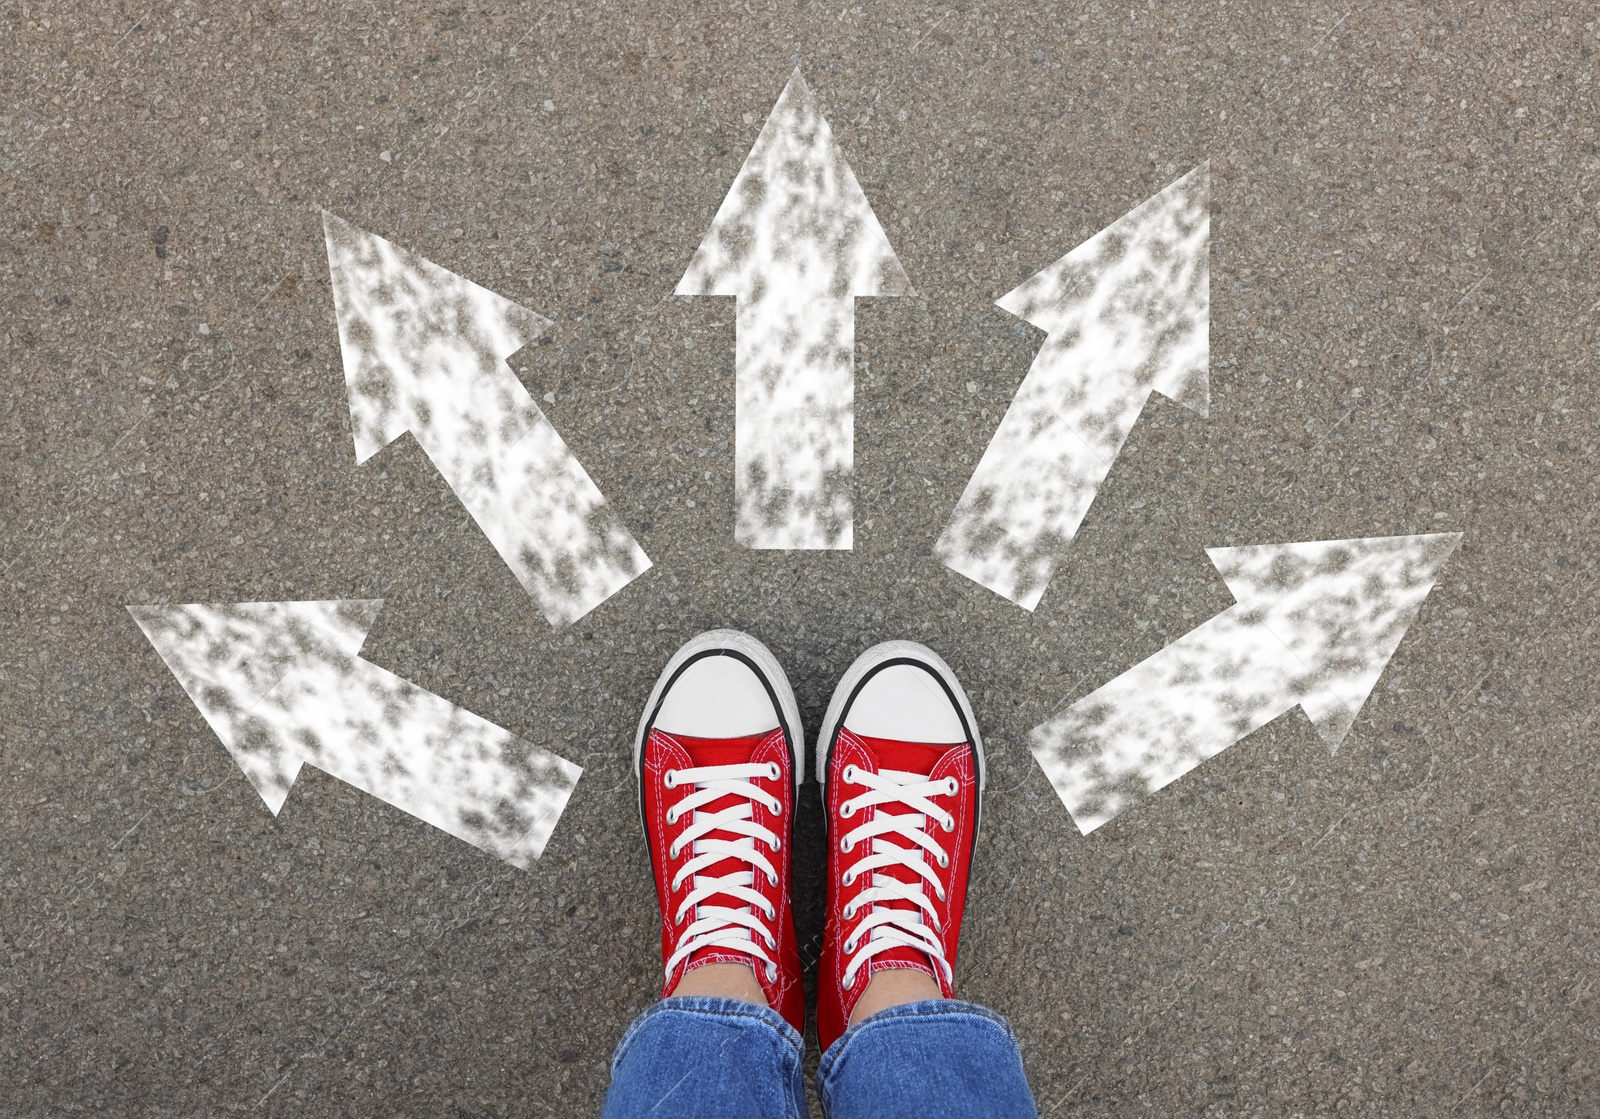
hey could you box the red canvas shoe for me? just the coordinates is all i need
[814,641,985,1052]
[634,629,806,1032]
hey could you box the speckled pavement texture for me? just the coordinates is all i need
[4,3,1599,1115]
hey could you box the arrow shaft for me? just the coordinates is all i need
[1031,607,1304,834]
[405,362,651,628]
[937,356,1142,611]
[734,295,855,549]
[264,654,580,869]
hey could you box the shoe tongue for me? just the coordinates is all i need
[853,733,963,776]
[656,730,779,976]
[847,733,966,984]
[668,730,776,767]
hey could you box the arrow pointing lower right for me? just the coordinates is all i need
[1031,532,1462,834]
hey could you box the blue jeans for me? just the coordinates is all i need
[601,996,1039,1119]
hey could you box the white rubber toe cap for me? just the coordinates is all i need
[654,654,781,738]
[841,663,966,743]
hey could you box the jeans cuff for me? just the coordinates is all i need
[818,998,1018,1069]
[611,996,803,1074]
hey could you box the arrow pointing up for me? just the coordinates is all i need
[128,599,581,869]
[323,212,651,627]
[677,69,913,549]
[1030,532,1461,834]
[936,164,1210,609]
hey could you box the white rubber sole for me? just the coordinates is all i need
[814,640,985,790]
[634,628,805,794]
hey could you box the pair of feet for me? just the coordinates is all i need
[634,630,984,1052]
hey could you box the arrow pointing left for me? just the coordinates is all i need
[1031,532,1461,834]
[323,212,650,627]
[129,599,581,869]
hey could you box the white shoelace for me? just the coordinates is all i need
[836,764,959,990]
[662,761,784,983]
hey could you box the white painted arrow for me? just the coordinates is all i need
[937,164,1210,610]
[677,69,913,549]
[1031,533,1461,834]
[323,211,650,627]
[128,599,581,868]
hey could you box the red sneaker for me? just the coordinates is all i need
[814,641,985,1052]
[634,629,806,1031]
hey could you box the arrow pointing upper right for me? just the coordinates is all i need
[936,164,1210,610]
[1031,532,1462,834]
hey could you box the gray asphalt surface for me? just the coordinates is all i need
[4,3,1598,1115]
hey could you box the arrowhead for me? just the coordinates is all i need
[996,162,1210,417]
[676,68,913,299]
[127,599,384,812]
[1207,533,1462,749]
[321,211,553,462]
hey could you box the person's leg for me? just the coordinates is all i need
[812,641,1039,1118]
[817,999,1036,1119]
[601,996,806,1119]
[601,630,809,1117]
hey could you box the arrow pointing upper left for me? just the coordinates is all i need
[1031,532,1461,834]
[129,599,581,868]
[677,69,913,549]
[323,211,650,627]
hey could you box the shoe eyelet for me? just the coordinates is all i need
[842,764,858,783]
[941,815,955,833]
[768,870,778,886]
[766,762,781,780]
[839,801,855,819]
[844,936,857,953]
[663,770,678,789]
[937,852,949,868]
[842,870,855,887]
[842,902,855,919]
[767,963,778,980]
[944,777,958,795]
[665,808,680,826]
[770,836,781,851]
[843,971,856,990]
[840,838,852,854]
[764,903,777,920]
[935,886,947,902]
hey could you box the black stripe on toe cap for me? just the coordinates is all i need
[823,656,980,851]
